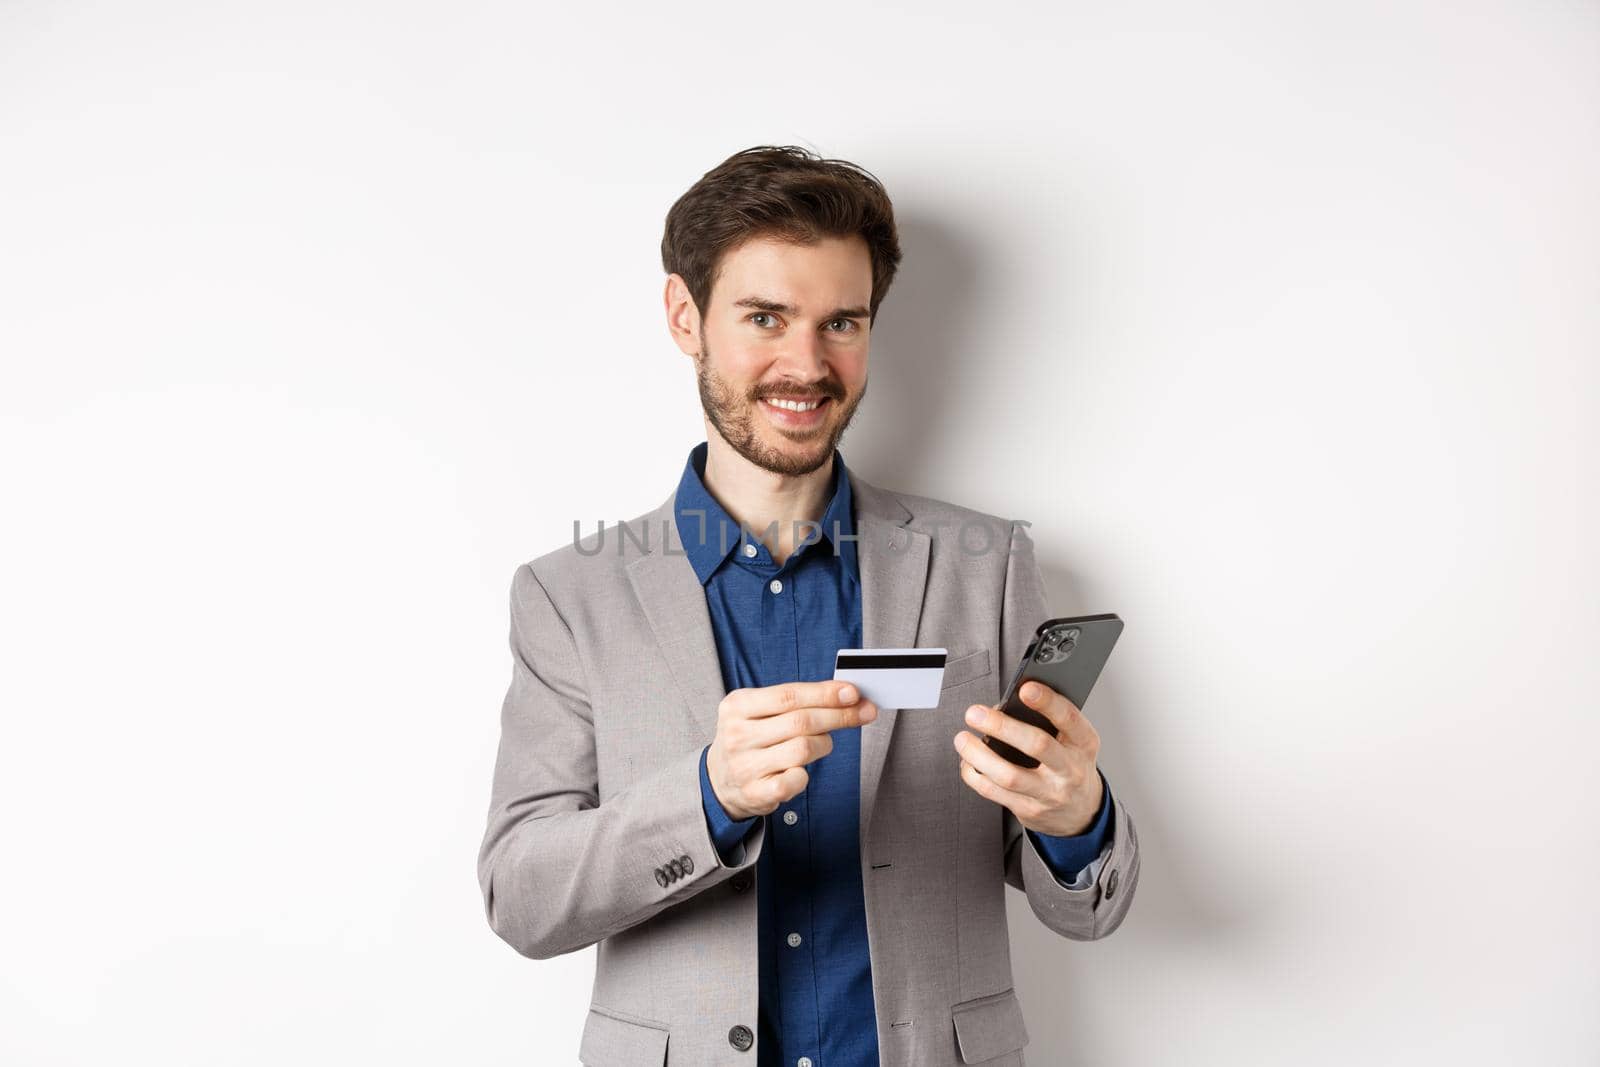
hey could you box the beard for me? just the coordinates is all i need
[693,329,867,477]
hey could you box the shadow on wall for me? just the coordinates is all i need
[843,213,988,485]
[1008,552,1262,1060]
[845,211,1260,1061]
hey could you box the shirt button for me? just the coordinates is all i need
[786,932,802,948]
[798,1059,814,1067]
[783,810,798,826]
[769,578,783,594]
[742,542,758,558]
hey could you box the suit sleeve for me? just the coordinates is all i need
[998,520,1141,940]
[477,562,766,960]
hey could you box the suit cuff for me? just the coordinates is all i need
[1028,768,1113,882]
[699,744,758,864]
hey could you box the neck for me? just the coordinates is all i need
[701,428,835,568]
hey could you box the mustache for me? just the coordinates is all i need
[753,384,846,402]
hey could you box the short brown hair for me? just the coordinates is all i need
[661,145,903,324]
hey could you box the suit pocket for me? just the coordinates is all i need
[941,648,993,691]
[951,986,1029,1064]
[578,1006,668,1066]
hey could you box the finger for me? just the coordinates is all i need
[950,727,1051,799]
[747,765,810,813]
[787,731,834,769]
[757,731,834,776]
[748,700,878,746]
[1016,681,1099,751]
[962,702,1068,772]
[744,679,862,719]
[955,755,1048,822]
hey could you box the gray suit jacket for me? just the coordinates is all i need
[477,468,1141,1066]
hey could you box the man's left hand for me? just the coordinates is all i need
[952,680,1103,836]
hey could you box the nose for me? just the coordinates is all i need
[773,330,830,385]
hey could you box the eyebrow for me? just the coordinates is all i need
[733,296,871,321]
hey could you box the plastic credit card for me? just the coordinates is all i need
[832,648,947,709]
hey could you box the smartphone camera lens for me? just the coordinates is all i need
[1046,627,1080,657]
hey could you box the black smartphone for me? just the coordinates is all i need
[984,614,1124,768]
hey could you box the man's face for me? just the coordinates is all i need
[687,233,873,477]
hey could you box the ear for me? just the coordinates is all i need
[664,273,703,358]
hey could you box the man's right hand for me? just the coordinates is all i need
[705,680,878,821]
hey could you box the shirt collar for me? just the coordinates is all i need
[673,440,858,586]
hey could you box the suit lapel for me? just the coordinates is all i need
[850,474,931,839]
[625,490,727,745]
[623,473,931,839]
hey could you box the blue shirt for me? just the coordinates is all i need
[675,440,1111,1067]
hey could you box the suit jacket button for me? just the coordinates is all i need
[1106,867,1120,899]
[667,858,683,880]
[728,1024,754,1051]
[679,854,694,876]
[731,872,752,893]
[654,867,669,888]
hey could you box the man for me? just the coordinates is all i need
[477,145,1140,1067]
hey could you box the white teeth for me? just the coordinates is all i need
[766,398,821,412]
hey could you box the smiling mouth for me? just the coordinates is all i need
[761,396,830,413]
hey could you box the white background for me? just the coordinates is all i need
[2,2,1595,1064]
